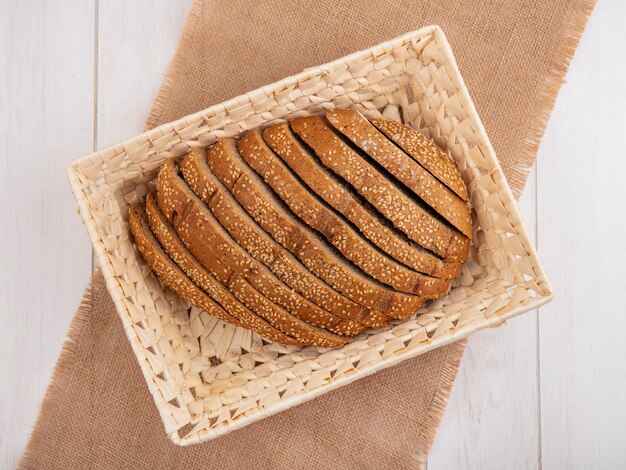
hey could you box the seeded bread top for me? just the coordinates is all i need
[327,109,472,238]
[371,117,469,202]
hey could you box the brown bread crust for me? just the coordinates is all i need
[237,130,450,298]
[196,140,424,320]
[290,116,470,263]
[263,123,461,280]
[371,117,469,202]
[156,159,356,345]
[326,109,472,238]
[128,203,302,346]
[145,192,362,338]
[178,150,370,324]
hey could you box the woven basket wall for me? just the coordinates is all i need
[67,25,553,446]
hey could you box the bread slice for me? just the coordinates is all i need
[236,130,450,298]
[290,116,470,263]
[177,151,369,324]
[145,191,362,338]
[326,109,472,238]
[180,146,406,321]
[159,156,363,322]
[190,140,425,320]
[371,117,469,202]
[263,123,461,280]
[157,159,364,343]
[128,203,302,346]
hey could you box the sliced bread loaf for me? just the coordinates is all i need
[326,109,472,238]
[262,123,461,280]
[371,117,469,202]
[155,164,347,347]
[236,130,450,298]
[290,116,470,263]
[157,158,366,329]
[178,150,370,322]
[189,140,425,320]
[145,191,363,337]
[128,203,303,346]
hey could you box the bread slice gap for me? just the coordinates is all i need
[263,122,462,280]
[203,139,424,318]
[234,134,445,298]
[160,157,362,322]
[128,203,302,346]
[145,191,363,338]
[290,116,470,263]
[236,129,450,298]
[183,139,424,318]
[156,163,347,347]
[326,109,472,238]
[371,117,469,202]
[177,152,375,324]
[157,158,367,341]
[323,114,465,236]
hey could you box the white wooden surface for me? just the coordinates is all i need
[1,1,624,468]
[430,2,626,468]
[0,1,94,466]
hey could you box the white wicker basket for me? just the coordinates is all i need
[67,25,552,446]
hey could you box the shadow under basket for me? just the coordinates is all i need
[67,25,552,446]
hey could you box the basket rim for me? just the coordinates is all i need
[66,24,553,446]
[67,25,439,174]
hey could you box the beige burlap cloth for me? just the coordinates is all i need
[20,1,594,468]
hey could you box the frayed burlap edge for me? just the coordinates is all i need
[18,273,96,470]
[412,338,467,465]
[508,0,596,197]
[145,0,205,131]
[409,2,597,460]
[146,0,596,198]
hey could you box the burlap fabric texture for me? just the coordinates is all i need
[21,0,594,468]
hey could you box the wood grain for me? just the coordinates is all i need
[429,170,540,469]
[0,1,192,467]
[97,0,193,147]
[0,2,94,468]
[537,1,626,468]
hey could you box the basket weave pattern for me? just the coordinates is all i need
[67,26,552,445]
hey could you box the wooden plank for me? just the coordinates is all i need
[537,1,626,468]
[97,0,193,147]
[0,2,95,467]
[428,169,540,469]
